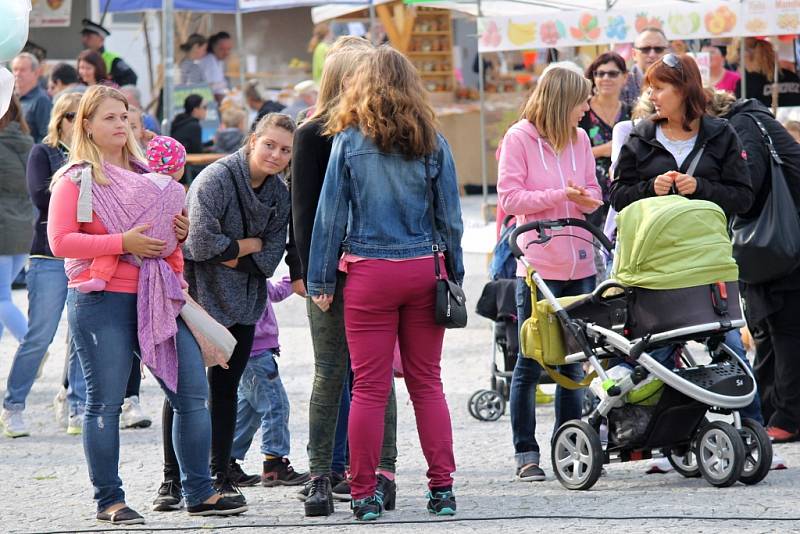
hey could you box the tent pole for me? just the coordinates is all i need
[236,8,246,98]
[739,35,746,98]
[163,0,175,130]
[477,0,488,206]
[739,0,746,98]
[369,0,376,44]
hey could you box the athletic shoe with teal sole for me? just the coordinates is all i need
[426,490,456,516]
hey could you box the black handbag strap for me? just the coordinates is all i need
[425,155,443,280]
[740,112,783,165]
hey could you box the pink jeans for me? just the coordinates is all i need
[343,257,456,499]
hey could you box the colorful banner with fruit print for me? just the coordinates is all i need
[478,1,792,52]
[30,0,72,28]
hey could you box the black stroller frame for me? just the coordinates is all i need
[509,218,772,491]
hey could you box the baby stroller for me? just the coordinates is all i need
[471,216,520,421]
[509,196,772,491]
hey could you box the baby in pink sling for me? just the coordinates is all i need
[78,136,188,293]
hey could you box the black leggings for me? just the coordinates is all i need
[163,323,256,480]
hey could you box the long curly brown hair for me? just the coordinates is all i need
[325,45,438,159]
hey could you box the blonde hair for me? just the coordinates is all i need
[56,85,146,186]
[706,90,736,118]
[309,38,373,125]
[747,40,776,82]
[521,66,591,152]
[222,106,247,129]
[43,93,82,148]
[325,45,437,159]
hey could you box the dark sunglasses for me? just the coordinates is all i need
[662,53,683,70]
[594,70,622,79]
[636,46,667,55]
[64,112,76,122]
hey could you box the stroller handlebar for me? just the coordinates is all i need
[508,218,613,260]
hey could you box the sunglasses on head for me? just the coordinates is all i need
[64,112,76,122]
[636,46,667,55]
[662,53,683,70]
[594,70,622,79]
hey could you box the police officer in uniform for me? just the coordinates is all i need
[80,19,138,87]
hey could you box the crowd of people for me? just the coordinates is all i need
[0,19,799,528]
[0,31,462,525]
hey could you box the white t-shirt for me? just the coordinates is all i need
[656,125,698,168]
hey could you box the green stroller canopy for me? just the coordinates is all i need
[613,196,739,289]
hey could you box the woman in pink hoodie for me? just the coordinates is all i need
[497,63,603,482]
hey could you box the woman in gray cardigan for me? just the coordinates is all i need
[0,95,33,348]
[154,113,294,508]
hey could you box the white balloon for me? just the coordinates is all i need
[0,0,31,62]
[0,1,30,119]
[0,68,16,119]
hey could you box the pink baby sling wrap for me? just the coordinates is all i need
[64,161,186,392]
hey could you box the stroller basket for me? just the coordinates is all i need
[625,282,741,339]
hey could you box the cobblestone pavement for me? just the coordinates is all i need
[1,197,799,533]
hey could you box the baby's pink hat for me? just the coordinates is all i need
[146,136,187,174]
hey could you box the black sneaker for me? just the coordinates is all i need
[304,475,334,517]
[297,471,345,502]
[97,506,145,525]
[213,472,246,504]
[375,474,396,511]
[187,496,248,516]
[262,457,311,487]
[426,488,456,516]
[152,480,184,511]
[516,463,546,481]
[351,495,382,521]
[331,473,351,502]
[229,460,262,487]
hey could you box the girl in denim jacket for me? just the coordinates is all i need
[307,46,464,521]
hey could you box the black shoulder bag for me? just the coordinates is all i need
[425,157,468,328]
[730,113,800,284]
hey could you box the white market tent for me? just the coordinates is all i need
[313,0,796,199]
[100,0,369,125]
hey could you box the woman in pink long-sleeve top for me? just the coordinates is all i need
[47,85,246,525]
[496,64,603,483]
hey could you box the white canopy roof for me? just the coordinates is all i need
[312,0,696,23]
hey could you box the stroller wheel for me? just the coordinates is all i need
[551,420,603,491]
[472,390,505,421]
[738,418,772,485]
[468,390,484,419]
[667,449,701,478]
[581,390,599,418]
[695,421,746,488]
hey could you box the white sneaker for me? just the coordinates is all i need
[771,453,788,470]
[645,457,674,474]
[53,386,68,429]
[120,396,152,429]
[1,409,30,438]
[67,414,83,435]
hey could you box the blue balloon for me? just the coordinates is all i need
[0,0,30,63]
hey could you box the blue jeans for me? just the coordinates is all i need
[67,290,215,510]
[4,258,85,415]
[231,351,291,460]
[332,372,351,474]
[510,275,595,468]
[0,254,28,342]
[723,329,763,424]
